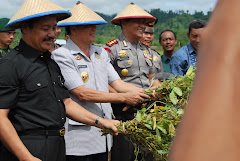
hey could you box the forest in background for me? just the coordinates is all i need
[5,8,212,53]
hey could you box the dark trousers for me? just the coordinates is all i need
[0,135,65,161]
[111,103,154,161]
[66,152,108,161]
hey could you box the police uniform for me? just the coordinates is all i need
[52,38,120,158]
[104,33,160,89]
[104,33,156,161]
[0,40,70,161]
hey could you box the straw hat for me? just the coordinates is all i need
[57,1,107,27]
[5,0,71,29]
[111,3,156,26]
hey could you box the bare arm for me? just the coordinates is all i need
[0,109,41,161]
[110,79,142,93]
[169,0,240,161]
[64,98,119,134]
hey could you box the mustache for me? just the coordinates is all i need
[43,37,54,41]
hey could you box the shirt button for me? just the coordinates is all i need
[53,82,56,85]
[62,118,64,120]
[37,83,41,87]
[41,55,44,58]
[58,99,61,102]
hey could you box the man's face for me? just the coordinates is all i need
[187,28,204,51]
[160,31,177,53]
[0,31,16,49]
[72,25,97,45]
[140,32,154,46]
[22,15,57,53]
[122,19,146,41]
[55,27,61,39]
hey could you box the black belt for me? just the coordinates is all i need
[18,128,65,137]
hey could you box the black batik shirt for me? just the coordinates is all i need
[0,39,70,132]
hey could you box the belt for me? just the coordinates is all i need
[18,128,65,137]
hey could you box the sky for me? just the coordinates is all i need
[1,0,218,18]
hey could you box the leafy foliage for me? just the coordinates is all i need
[102,67,195,161]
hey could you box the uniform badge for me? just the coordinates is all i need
[143,49,152,60]
[121,69,128,76]
[153,55,159,61]
[143,49,148,55]
[128,60,132,65]
[76,55,82,60]
[81,72,89,82]
[96,55,100,59]
[118,50,128,57]
[123,40,128,47]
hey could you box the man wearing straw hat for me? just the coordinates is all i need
[0,1,119,161]
[0,18,16,58]
[52,2,150,161]
[103,3,162,161]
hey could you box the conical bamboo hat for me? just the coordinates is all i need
[111,3,156,26]
[57,1,107,26]
[6,0,71,29]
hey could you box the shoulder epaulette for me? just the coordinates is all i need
[106,39,118,47]
[151,48,160,55]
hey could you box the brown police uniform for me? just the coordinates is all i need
[104,33,157,161]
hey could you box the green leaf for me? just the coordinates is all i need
[145,124,152,130]
[157,126,167,134]
[146,115,151,122]
[157,150,169,154]
[136,112,142,122]
[177,109,184,115]
[141,108,147,113]
[156,128,161,142]
[186,65,193,76]
[169,90,178,105]
[173,87,182,96]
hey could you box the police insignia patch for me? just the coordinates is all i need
[153,55,159,61]
[106,39,118,47]
[143,49,152,60]
[118,50,128,57]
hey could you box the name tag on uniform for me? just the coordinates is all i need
[78,65,87,68]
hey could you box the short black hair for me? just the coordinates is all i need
[159,29,177,42]
[65,26,71,35]
[188,19,207,34]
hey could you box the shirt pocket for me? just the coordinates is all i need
[117,56,133,69]
[25,80,48,91]
[24,80,51,107]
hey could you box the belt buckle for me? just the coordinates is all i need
[59,128,65,136]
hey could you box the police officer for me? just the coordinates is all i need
[52,2,149,161]
[0,0,119,161]
[0,18,16,58]
[103,3,161,161]
[140,19,164,74]
[139,20,174,81]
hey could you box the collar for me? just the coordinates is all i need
[18,39,51,63]
[119,33,143,50]
[187,43,197,55]
[161,54,171,63]
[66,38,101,60]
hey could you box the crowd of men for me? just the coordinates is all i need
[1,0,235,161]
